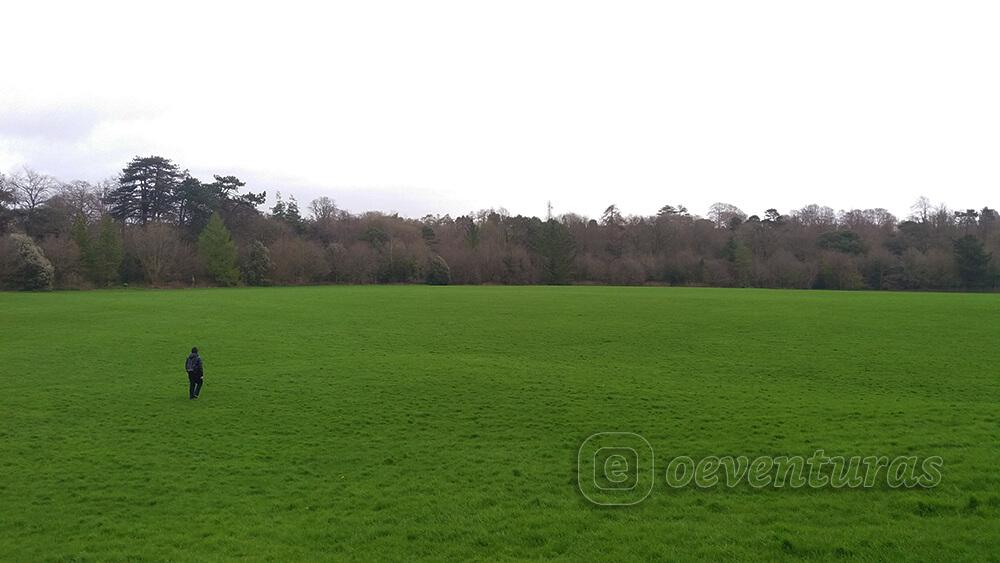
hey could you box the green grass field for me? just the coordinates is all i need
[1,286,998,561]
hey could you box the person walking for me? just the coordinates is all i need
[185,347,204,400]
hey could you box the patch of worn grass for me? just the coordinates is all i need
[1,286,998,560]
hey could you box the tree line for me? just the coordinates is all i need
[1,156,997,291]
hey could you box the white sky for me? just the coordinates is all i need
[1,1,998,219]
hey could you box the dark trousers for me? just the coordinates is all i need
[188,372,203,398]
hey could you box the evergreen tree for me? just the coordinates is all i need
[284,196,305,233]
[464,222,480,248]
[270,191,287,219]
[601,204,624,227]
[764,208,784,225]
[212,175,265,212]
[818,230,866,255]
[70,215,94,276]
[105,156,182,224]
[421,225,438,249]
[92,216,123,287]
[198,213,239,286]
[953,235,992,288]
[725,236,753,287]
[270,192,304,233]
[535,219,576,284]
[175,175,218,237]
[242,240,272,286]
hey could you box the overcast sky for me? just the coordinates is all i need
[1,1,998,219]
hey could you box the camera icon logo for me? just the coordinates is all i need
[578,432,654,505]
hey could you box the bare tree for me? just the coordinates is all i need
[0,172,13,205]
[8,167,58,210]
[910,196,932,223]
[93,177,117,216]
[708,202,746,228]
[838,208,897,231]
[269,236,329,283]
[57,180,104,220]
[791,204,836,228]
[0,172,15,233]
[308,196,339,222]
[129,222,183,286]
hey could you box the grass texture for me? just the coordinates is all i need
[1,286,998,560]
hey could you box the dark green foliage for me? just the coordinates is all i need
[861,252,902,290]
[0,233,54,290]
[464,221,480,248]
[176,173,263,241]
[92,216,123,287]
[535,219,575,284]
[271,192,304,233]
[657,204,688,218]
[209,175,246,200]
[175,176,218,237]
[953,235,993,289]
[105,156,183,224]
[362,226,390,250]
[22,204,70,240]
[426,254,451,285]
[213,175,265,211]
[377,251,418,283]
[284,197,304,232]
[724,237,752,286]
[70,215,94,275]
[814,252,864,290]
[242,240,272,286]
[198,213,239,286]
[601,204,623,226]
[818,230,866,255]
[421,225,438,248]
[894,221,931,253]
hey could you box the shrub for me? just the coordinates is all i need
[1,233,54,290]
[814,252,864,290]
[242,240,273,286]
[426,254,451,285]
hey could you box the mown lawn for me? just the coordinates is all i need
[1,286,998,561]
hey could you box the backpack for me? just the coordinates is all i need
[185,355,199,373]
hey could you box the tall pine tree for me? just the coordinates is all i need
[105,156,182,224]
[198,213,239,286]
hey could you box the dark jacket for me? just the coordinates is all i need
[185,353,203,376]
